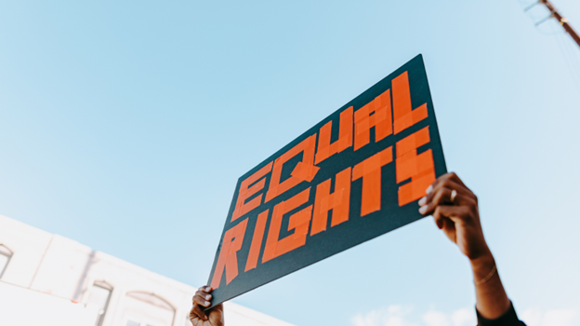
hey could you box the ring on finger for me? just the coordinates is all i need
[450,189,457,203]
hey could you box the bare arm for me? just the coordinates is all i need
[418,172,511,319]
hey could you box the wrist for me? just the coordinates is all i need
[470,249,511,319]
[470,249,495,282]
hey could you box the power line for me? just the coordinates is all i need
[534,0,580,49]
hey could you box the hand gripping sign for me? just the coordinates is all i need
[207,54,447,307]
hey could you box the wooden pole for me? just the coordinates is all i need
[540,0,580,49]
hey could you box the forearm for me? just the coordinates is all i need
[470,250,511,319]
[419,173,522,323]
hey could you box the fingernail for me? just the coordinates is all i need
[204,301,210,306]
[425,185,433,194]
[419,206,428,214]
[418,197,427,206]
[205,294,211,300]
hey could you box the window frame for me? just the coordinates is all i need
[0,244,13,279]
[123,291,176,326]
[87,280,114,326]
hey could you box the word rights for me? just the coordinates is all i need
[207,54,447,307]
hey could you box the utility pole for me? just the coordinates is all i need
[534,0,580,49]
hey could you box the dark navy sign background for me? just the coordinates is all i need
[207,54,447,307]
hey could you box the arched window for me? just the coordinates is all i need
[86,281,113,326]
[123,291,175,326]
[0,244,13,279]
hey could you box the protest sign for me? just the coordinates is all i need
[207,54,446,307]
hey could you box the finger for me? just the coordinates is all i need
[191,304,208,321]
[425,172,469,196]
[436,214,457,243]
[420,176,476,210]
[420,186,476,216]
[443,172,466,188]
[433,207,457,241]
[425,178,470,204]
[432,187,454,206]
[432,205,472,224]
[193,293,211,308]
[198,285,213,294]
[433,212,450,229]
[424,172,453,194]
[194,290,213,302]
[436,172,466,189]
[419,186,452,215]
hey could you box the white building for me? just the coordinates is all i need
[0,214,295,326]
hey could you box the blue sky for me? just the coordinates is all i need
[1,1,579,325]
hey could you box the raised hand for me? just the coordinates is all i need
[189,286,224,326]
[417,172,490,260]
[418,172,511,320]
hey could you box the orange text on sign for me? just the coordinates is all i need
[210,70,435,289]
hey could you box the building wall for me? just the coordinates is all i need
[0,215,295,326]
[0,281,100,326]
